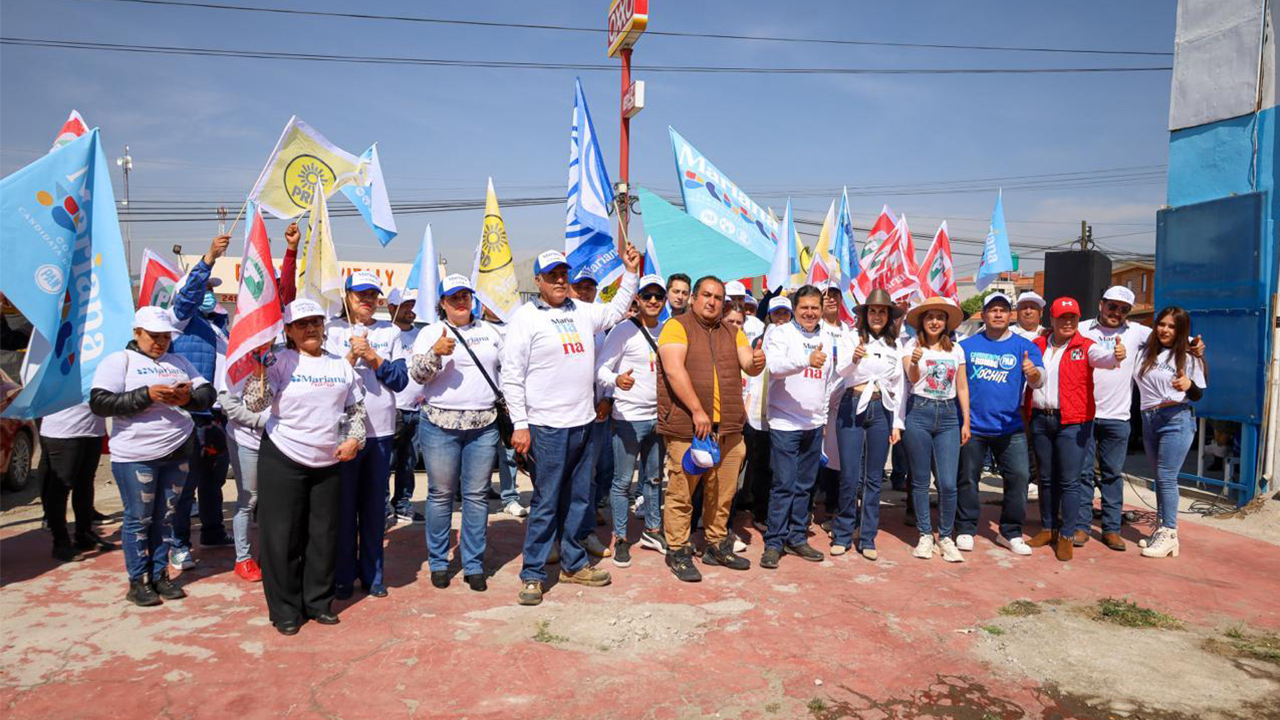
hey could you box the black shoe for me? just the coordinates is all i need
[154,571,187,600]
[464,574,487,592]
[666,547,702,583]
[365,583,388,598]
[638,529,668,555]
[486,487,502,500]
[310,611,340,625]
[335,585,354,600]
[430,571,450,589]
[612,540,632,568]
[199,534,235,548]
[74,533,118,552]
[275,621,301,636]
[760,547,782,569]
[785,542,824,562]
[92,509,110,525]
[126,578,162,607]
[702,539,750,570]
[52,543,82,563]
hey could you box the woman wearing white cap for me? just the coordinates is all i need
[326,270,409,599]
[90,306,217,606]
[410,274,504,592]
[897,296,970,562]
[245,299,366,635]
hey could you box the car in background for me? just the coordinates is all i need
[0,368,37,492]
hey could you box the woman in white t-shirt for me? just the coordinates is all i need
[410,275,503,593]
[90,307,216,607]
[897,296,970,563]
[1133,306,1207,559]
[244,299,366,635]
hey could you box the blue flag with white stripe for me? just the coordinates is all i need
[975,188,1013,291]
[405,224,440,322]
[340,143,398,247]
[565,79,621,286]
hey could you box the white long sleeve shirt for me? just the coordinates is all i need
[836,332,904,418]
[1080,319,1152,421]
[325,318,404,438]
[595,318,660,422]
[501,273,638,430]
[764,321,837,432]
[394,325,425,411]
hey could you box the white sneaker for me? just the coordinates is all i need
[732,536,747,553]
[1140,528,1179,558]
[939,537,965,563]
[169,547,195,570]
[995,534,1033,556]
[503,501,529,518]
[631,495,645,513]
[955,534,975,552]
[912,534,935,559]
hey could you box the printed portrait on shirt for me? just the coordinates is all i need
[921,358,957,397]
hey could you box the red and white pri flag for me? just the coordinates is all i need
[137,249,182,309]
[918,221,959,303]
[226,206,284,384]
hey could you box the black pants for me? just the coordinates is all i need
[257,434,341,626]
[745,425,772,522]
[39,436,101,546]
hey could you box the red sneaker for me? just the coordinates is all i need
[234,558,263,582]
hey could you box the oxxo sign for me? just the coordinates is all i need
[607,0,649,57]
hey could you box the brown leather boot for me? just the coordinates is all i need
[1027,529,1055,548]
[1100,532,1126,551]
[1055,534,1074,561]
[1072,530,1089,547]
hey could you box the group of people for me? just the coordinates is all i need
[36,228,1209,635]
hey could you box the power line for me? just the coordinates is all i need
[81,0,1174,57]
[0,38,1175,75]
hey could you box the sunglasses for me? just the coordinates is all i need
[639,291,666,302]
[1103,302,1131,314]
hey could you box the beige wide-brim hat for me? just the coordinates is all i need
[905,296,963,332]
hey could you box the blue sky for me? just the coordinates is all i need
[1,0,1176,277]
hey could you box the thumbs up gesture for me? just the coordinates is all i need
[1189,334,1205,358]
[853,344,867,361]
[752,346,767,373]
[1172,368,1192,392]
[809,342,827,369]
[1114,337,1126,361]
[616,368,636,390]
[911,344,924,365]
[433,326,456,356]
[1021,350,1035,375]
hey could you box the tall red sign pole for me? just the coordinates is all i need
[608,0,648,248]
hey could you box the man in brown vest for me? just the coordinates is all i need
[657,276,766,582]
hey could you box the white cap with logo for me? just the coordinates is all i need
[133,306,184,334]
[1102,285,1136,306]
[283,298,326,324]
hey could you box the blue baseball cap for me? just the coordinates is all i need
[681,434,721,476]
[345,270,383,294]
[533,250,570,276]
[440,274,473,297]
[571,266,597,285]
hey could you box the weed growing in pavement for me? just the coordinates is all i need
[998,600,1042,617]
[764,703,781,714]
[1088,598,1181,629]
[806,698,828,715]
[980,625,1005,636]
[1210,626,1280,665]
[532,620,568,644]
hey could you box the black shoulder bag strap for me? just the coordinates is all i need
[630,316,660,354]
[445,322,503,403]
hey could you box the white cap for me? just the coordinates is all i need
[1016,291,1045,308]
[638,274,665,292]
[388,288,419,306]
[1102,285,1136,306]
[440,274,474,297]
[283,298,326,324]
[133,306,183,334]
[345,270,383,294]
[768,296,793,313]
[533,250,570,276]
[724,280,747,298]
[983,291,1014,309]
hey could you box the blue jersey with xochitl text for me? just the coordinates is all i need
[960,331,1044,436]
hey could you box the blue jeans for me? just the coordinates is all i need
[903,397,961,537]
[577,418,614,538]
[1030,412,1092,536]
[1078,418,1130,534]
[832,394,892,549]
[225,434,260,564]
[171,416,230,549]
[113,455,187,580]
[609,418,663,540]
[390,409,420,515]
[958,432,1030,539]
[419,416,499,575]
[337,435,394,591]
[521,423,595,582]
[1142,405,1195,529]
[496,444,520,506]
[765,427,824,549]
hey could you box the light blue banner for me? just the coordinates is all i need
[976,189,1014,291]
[638,187,770,284]
[669,127,778,263]
[0,129,133,418]
[565,79,621,285]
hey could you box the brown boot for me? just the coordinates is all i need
[1100,532,1126,551]
[1055,534,1074,561]
[1027,529,1055,548]
[1072,530,1089,547]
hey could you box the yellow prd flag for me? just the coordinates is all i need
[298,180,344,314]
[812,199,839,282]
[472,178,522,321]
[249,116,365,220]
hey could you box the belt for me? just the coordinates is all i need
[847,388,881,402]
[1033,408,1061,417]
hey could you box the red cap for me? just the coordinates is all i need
[1051,297,1081,318]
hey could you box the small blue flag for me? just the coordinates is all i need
[405,224,441,322]
[975,189,1013,292]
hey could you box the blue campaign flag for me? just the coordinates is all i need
[0,129,133,418]
[670,127,779,265]
[340,144,398,247]
[643,234,663,278]
[639,187,771,284]
[564,79,622,286]
[404,224,441,322]
[831,187,861,316]
[975,188,1013,291]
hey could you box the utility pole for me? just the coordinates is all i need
[607,0,648,250]
[116,146,133,277]
[1078,220,1094,251]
